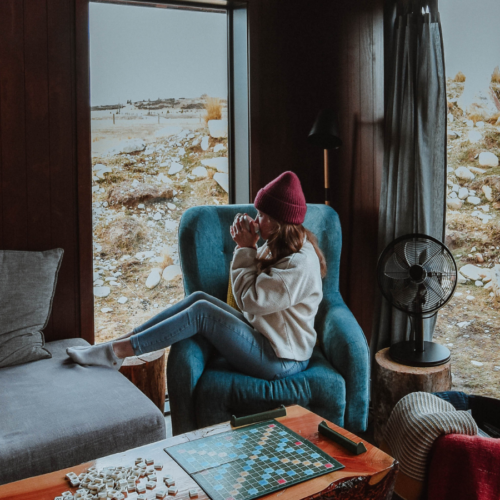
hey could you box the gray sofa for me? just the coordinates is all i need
[0,338,166,485]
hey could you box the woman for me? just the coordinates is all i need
[67,171,326,381]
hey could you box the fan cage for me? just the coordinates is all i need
[377,233,457,315]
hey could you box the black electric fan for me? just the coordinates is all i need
[377,233,457,367]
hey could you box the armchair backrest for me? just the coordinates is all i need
[178,204,343,335]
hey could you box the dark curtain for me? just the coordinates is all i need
[371,0,447,357]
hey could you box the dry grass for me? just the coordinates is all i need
[468,113,486,124]
[96,215,148,257]
[160,253,174,270]
[486,112,500,125]
[107,181,173,207]
[492,66,500,84]
[204,97,222,125]
[445,230,466,250]
[483,129,500,150]
[435,288,500,398]
[442,77,500,399]
[456,142,479,163]
[470,175,500,192]
[453,71,466,82]
[448,210,500,246]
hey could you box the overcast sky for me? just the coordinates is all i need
[89,2,227,106]
[90,1,500,106]
[440,0,500,79]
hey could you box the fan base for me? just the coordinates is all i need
[389,341,451,367]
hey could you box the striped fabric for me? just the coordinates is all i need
[384,392,478,481]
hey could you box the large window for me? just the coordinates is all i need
[438,0,500,398]
[90,1,238,343]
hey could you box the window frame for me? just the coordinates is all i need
[78,0,250,343]
[89,0,251,203]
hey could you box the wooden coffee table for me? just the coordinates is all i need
[0,405,397,500]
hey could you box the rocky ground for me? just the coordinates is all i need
[91,107,228,345]
[437,79,500,398]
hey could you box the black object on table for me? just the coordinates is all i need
[230,405,287,427]
[318,421,367,455]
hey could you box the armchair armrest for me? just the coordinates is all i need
[167,335,213,435]
[316,292,370,433]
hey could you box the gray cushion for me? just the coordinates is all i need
[0,249,63,367]
[0,339,166,485]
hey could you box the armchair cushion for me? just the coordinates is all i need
[195,346,346,430]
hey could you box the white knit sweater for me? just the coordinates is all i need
[230,239,323,361]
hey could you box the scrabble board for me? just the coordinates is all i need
[165,420,344,500]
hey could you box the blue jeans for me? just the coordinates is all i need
[130,291,309,381]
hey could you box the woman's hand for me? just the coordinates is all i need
[230,213,259,248]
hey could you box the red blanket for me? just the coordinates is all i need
[427,434,500,500]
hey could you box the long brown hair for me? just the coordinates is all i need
[256,221,327,278]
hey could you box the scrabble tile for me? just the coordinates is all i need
[145,458,154,465]
[189,490,199,499]
[165,479,175,487]
[146,481,156,489]
[156,489,167,499]
[137,484,146,494]
[137,495,147,500]
[168,487,178,496]
[148,473,157,481]
[154,463,163,471]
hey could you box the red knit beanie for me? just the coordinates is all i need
[254,171,307,224]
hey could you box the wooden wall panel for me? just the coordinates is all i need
[248,0,385,341]
[24,0,52,251]
[0,0,28,251]
[47,0,80,341]
[76,0,94,344]
[0,0,92,343]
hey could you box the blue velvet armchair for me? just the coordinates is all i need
[167,204,369,435]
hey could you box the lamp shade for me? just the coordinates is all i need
[308,109,343,149]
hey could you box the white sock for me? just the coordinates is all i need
[70,331,135,350]
[67,343,124,370]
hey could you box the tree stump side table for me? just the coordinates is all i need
[373,347,452,445]
[119,349,166,412]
